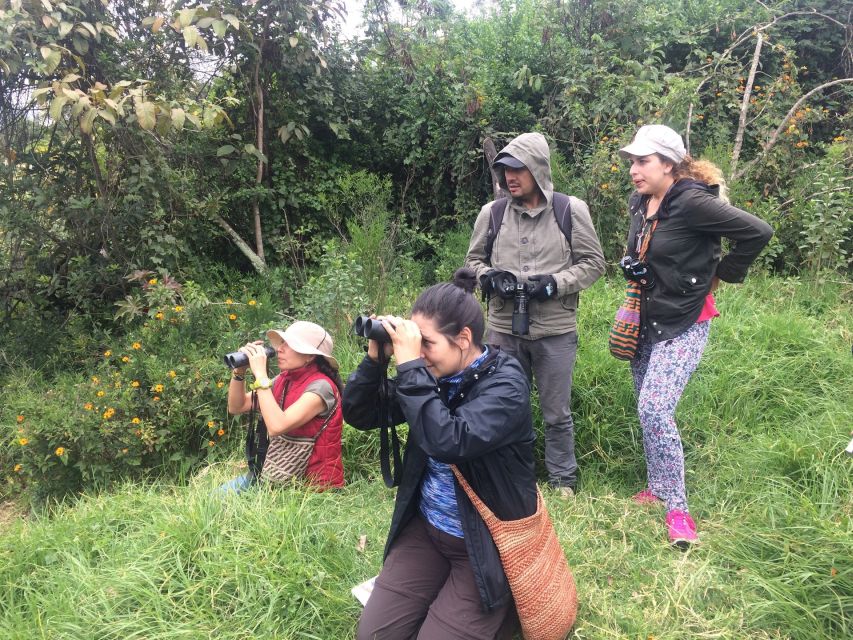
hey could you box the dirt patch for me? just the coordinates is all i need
[0,499,26,530]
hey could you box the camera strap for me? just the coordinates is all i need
[377,348,403,488]
[245,380,286,481]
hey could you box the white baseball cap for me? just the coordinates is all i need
[619,125,686,164]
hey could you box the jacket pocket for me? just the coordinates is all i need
[677,273,706,295]
[558,292,578,311]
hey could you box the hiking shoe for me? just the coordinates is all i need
[557,486,575,500]
[632,488,662,505]
[666,509,698,549]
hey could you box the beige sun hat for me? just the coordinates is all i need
[618,125,687,164]
[267,321,339,370]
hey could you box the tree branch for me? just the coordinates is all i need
[214,215,268,274]
[730,32,763,180]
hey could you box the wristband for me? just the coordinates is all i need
[249,377,273,391]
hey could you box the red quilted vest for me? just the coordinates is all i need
[272,363,344,488]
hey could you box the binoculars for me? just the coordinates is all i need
[352,316,392,343]
[223,345,276,369]
[619,256,655,288]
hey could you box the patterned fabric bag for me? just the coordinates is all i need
[609,218,657,361]
[450,466,578,640]
[608,283,643,360]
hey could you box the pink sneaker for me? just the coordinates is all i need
[632,488,662,505]
[666,509,698,549]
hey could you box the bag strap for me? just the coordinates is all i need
[306,393,339,443]
[450,464,498,522]
[637,219,658,262]
[377,348,403,488]
[484,194,572,265]
[245,379,286,476]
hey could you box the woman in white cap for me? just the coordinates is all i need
[617,125,773,547]
[224,320,344,491]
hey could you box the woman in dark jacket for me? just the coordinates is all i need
[344,269,537,640]
[618,125,773,548]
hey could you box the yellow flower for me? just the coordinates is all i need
[131,417,141,424]
[55,447,65,456]
[155,312,164,320]
[104,350,112,357]
[131,380,140,388]
[16,414,24,423]
[745,201,753,207]
[217,428,225,436]
[19,438,29,446]
[103,408,115,420]
[122,356,130,363]
[208,440,215,447]
[153,384,164,393]
[225,298,233,305]
[97,390,106,397]
[168,370,177,378]
[600,183,609,190]
[248,300,257,306]
[207,420,216,428]
[114,381,121,389]
[84,402,94,411]
[148,278,158,285]
[610,165,619,172]
[173,305,183,313]
[121,448,128,454]
[216,381,225,388]
[229,314,237,321]
[132,342,141,350]
[91,376,100,384]
[14,464,22,472]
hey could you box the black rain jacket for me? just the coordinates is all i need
[342,348,537,611]
[626,180,774,343]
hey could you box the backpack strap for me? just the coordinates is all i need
[484,197,509,265]
[484,194,572,265]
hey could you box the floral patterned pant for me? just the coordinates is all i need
[630,321,710,512]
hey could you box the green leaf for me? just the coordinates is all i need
[178,8,196,28]
[212,20,227,38]
[79,108,97,134]
[58,20,73,37]
[183,26,198,49]
[79,22,97,38]
[135,101,156,130]
[217,145,236,157]
[61,73,80,83]
[222,14,239,30]
[289,36,298,48]
[98,109,115,125]
[170,107,185,131]
[49,96,67,120]
[196,17,214,29]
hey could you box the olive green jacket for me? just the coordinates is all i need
[465,132,605,338]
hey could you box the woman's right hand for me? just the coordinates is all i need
[366,315,394,362]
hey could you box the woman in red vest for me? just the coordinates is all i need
[224,321,344,491]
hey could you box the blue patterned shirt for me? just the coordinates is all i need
[419,347,491,538]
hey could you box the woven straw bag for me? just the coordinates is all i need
[451,466,578,640]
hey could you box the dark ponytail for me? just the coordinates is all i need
[411,267,485,347]
[314,357,344,394]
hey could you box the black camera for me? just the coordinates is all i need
[223,345,276,369]
[352,315,392,343]
[511,282,530,336]
[619,256,655,288]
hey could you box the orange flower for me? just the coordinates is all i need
[155,312,164,320]
[153,384,164,393]
[84,402,94,411]
[103,407,115,420]
[600,183,609,190]
[122,356,130,363]
[225,298,233,305]
[132,342,141,350]
[104,350,112,357]
[131,380,140,388]
[208,440,215,447]
[217,428,225,436]
[14,464,22,472]
[121,448,128,454]
[16,415,24,423]
[229,314,237,321]
[153,396,160,402]
[55,447,66,456]
[18,437,29,446]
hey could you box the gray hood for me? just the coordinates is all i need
[495,132,554,207]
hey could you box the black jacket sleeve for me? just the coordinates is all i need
[685,191,774,283]
[394,359,532,464]
[341,356,406,430]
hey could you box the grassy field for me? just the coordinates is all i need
[1,276,851,639]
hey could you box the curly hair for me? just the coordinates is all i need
[669,155,729,203]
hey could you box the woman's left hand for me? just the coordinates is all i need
[710,276,721,293]
[239,341,270,380]
[381,316,422,366]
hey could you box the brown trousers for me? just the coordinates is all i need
[357,516,518,640]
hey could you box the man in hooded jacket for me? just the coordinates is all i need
[465,132,605,494]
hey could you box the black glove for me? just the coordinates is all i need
[527,274,557,301]
[480,270,517,299]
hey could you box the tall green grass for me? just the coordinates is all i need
[1,276,851,639]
